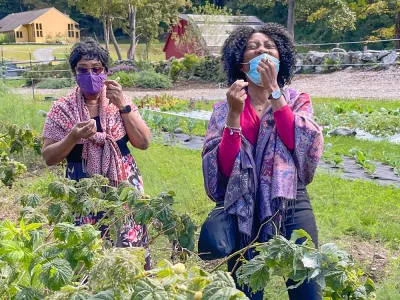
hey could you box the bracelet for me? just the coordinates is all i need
[224,124,241,135]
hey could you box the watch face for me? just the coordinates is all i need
[272,90,281,99]
[126,105,132,113]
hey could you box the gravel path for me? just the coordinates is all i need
[290,68,400,99]
[14,69,400,100]
[33,48,55,62]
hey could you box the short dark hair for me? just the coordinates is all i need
[69,38,109,73]
[221,23,296,87]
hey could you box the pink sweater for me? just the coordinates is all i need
[218,96,295,177]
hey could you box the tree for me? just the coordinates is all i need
[287,0,295,36]
[228,0,356,40]
[124,0,186,60]
[70,0,125,60]
[192,0,233,15]
[348,1,400,49]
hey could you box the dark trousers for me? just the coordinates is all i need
[228,184,322,300]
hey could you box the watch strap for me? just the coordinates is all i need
[269,89,282,100]
[119,105,132,114]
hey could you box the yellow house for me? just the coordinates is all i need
[0,7,80,44]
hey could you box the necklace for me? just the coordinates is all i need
[252,100,267,112]
[85,103,99,107]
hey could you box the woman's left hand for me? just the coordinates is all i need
[105,80,126,109]
[257,58,280,94]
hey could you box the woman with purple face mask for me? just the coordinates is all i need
[42,38,152,269]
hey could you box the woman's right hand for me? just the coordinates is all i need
[69,120,97,141]
[226,80,249,117]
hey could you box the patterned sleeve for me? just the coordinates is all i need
[42,101,73,142]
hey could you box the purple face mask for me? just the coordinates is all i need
[76,73,106,95]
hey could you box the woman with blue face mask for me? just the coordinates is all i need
[202,23,323,299]
[41,38,152,270]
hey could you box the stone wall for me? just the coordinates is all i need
[296,48,399,74]
[114,49,399,78]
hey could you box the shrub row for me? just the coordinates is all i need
[29,54,225,89]
[109,70,172,89]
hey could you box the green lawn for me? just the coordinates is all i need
[0,40,165,62]
[1,44,69,61]
[0,84,51,132]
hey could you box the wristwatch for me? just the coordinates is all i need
[119,105,132,114]
[269,89,282,100]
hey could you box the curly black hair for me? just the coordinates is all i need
[69,38,109,73]
[221,23,296,88]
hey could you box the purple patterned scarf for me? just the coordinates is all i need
[202,89,324,244]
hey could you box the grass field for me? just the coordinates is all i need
[0,40,165,62]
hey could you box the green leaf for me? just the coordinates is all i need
[39,258,73,291]
[15,287,44,300]
[321,243,338,255]
[178,215,197,251]
[47,203,62,224]
[132,277,169,300]
[48,182,69,200]
[20,207,47,224]
[54,223,82,246]
[127,189,142,207]
[70,293,91,300]
[82,224,100,246]
[167,190,176,197]
[365,277,375,294]
[19,194,41,208]
[119,186,133,201]
[237,256,269,292]
[203,271,248,300]
[0,240,31,262]
[301,252,322,269]
[25,223,43,232]
[325,270,348,291]
[28,229,44,250]
[353,286,367,299]
[290,229,315,248]
[159,192,175,205]
[0,220,18,240]
[104,188,119,202]
[206,287,248,300]
[10,139,24,153]
[88,290,114,300]
[134,206,154,225]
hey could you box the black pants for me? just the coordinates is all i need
[228,182,322,300]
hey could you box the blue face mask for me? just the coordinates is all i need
[244,53,280,87]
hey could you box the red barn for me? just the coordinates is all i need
[163,14,264,60]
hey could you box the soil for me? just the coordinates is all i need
[336,236,398,282]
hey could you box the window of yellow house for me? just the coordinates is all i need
[36,23,43,37]
[68,24,75,38]
[76,31,79,38]
[16,31,23,38]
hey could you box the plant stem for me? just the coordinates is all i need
[144,225,176,248]
[210,242,267,273]
[229,212,278,275]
